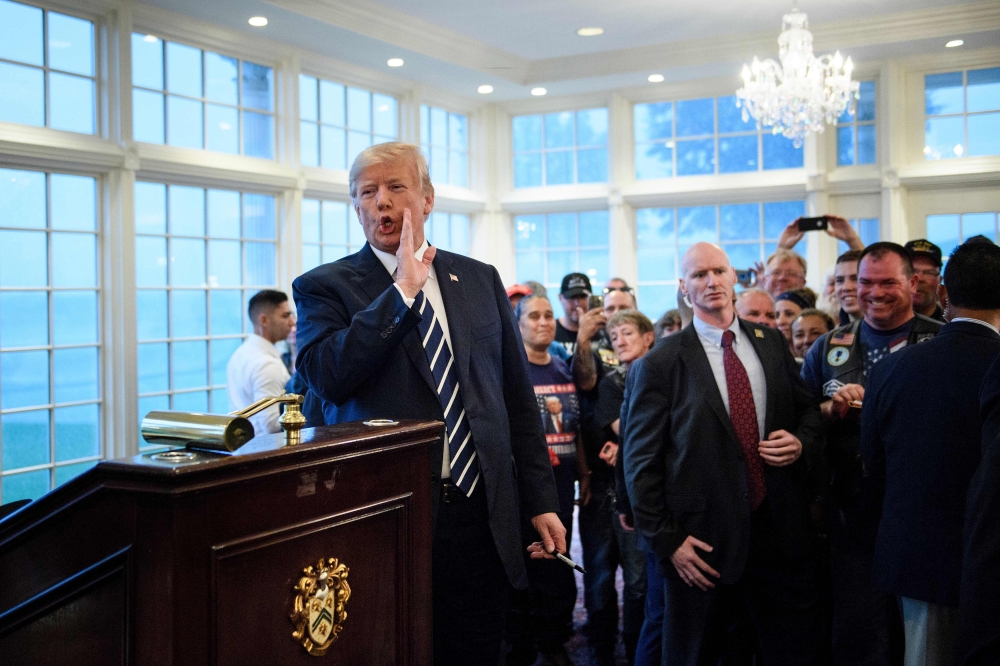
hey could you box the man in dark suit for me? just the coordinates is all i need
[622,242,823,665]
[292,142,564,666]
[861,239,1000,666]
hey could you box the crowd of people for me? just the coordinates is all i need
[223,141,999,666]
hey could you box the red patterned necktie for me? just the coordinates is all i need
[721,330,767,510]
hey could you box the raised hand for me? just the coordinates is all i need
[394,208,436,299]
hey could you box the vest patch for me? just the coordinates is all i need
[916,333,936,343]
[827,346,851,367]
[831,332,855,346]
[823,379,845,397]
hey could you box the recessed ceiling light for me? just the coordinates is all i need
[648,74,664,83]
[531,87,547,96]
[142,34,158,43]
[576,27,604,37]
[478,85,494,94]
[387,58,404,67]
[945,39,964,48]
[248,16,268,27]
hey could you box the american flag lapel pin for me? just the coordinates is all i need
[755,329,764,338]
[449,273,459,282]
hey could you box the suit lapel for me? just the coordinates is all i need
[681,325,740,445]
[740,319,778,435]
[353,243,437,395]
[432,251,472,390]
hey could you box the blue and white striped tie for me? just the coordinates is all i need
[414,291,480,496]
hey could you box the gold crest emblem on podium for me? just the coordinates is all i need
[291,558,351,656]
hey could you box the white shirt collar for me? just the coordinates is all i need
[692,312,741,347]
[370,239,434,281]
[247,333,283,359]
[951,317,1000,335]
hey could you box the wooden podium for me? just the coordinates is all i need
[0,420,440,665]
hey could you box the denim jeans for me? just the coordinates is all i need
[578,479,647,652]
[634,551,664,666]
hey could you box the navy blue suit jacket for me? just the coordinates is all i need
[861,320,1000,606]
[292,243,559,588]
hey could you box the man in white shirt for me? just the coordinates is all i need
[226,289,296,435]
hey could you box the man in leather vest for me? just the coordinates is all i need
[801,242,942,665]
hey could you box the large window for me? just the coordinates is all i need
[132,33,274,158]
[420,105,468,188]
[635,201,805,318]
[134,182,277,447]
[426,212,470,255]
[299,76,397,170]
[301,199,365,272]
[514,211,609,290]
[513,109,608,187]
[927,212,999,259]
[634,96,803,179]
[0,168,101,503]
[0,0,95,134]
[836,81,876,166]
[924,67,1000,160]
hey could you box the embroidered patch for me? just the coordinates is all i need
[831,332,855,346]
[599,348,620,366]
[823,379,845,397]
[827,346,851,367]
[916,333,935,343]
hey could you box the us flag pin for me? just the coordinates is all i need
[449,273,459,281]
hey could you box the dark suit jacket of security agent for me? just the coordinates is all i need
[622,319,822,583]
[292,243,559,589]
[860,320,1000,607]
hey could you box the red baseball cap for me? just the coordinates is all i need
[506,284,533,298]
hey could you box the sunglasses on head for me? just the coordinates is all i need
[603,286,635,295]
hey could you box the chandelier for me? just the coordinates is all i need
[736,7,859,148]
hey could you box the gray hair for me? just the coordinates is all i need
[348,142,433,200]
[514,293,550,322]
[735,287,774,306]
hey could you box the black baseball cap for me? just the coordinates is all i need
[904,239,943,268]
[560,273,592,298]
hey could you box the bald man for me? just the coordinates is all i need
[622,242,823,665]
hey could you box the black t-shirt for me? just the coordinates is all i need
[595,367,627,438]
[555,319,578,355]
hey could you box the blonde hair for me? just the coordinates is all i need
[765,247,807,274]
[606,309,655,337]
[348,142,433,200]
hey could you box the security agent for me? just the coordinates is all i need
[801,242,942,665]
[905,239,946,322]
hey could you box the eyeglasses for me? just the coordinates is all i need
[603,286,635,295]
[914,268,940,278]
[765,270,805,280]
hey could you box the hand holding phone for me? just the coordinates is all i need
[588,294,604,311]
[797,216,829,232]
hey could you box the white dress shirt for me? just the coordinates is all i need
[370,240,455,479]
[692,314,768,440]
[226,333,291,435]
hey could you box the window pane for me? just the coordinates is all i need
[579,211,609,247]
[723,243,760,271]
[637,285,676,320]
[51,174,96,231]
[243,110,274,159]
[545,151,573,185]
[450,215,469,255]
[2,409,49,470]
[544,112,574,149]
[837,126,855,166]
[299,75,318,121]
[636,142,673,179]
[136,290,167,340]
[577,148,607,183]
[515,215,544,250]
[430,107,448,146]
[677,139,714,175]
[924,116,965,160]
[49,73,95,134]
[244,242,275,285]
[322,245,347,263]
[131,34,163,90]
[54,460,96,486]
[208,240,241,286]
[166,42,202,97]
[449,150,468,188]
[925,72,964,116]
[762,134,803,169]
[515,250,544,284]
[718,135,757,172]
[48,12,93,76]
[1,350,49,407]
[300,121,319,167]
[322,201,348,244]
[678,206,716,245]
[348,207,366,247]
[1,469,49,503]
[169,186,206,236]
[167,96,204,149]
[430,146,448,183]
[577,108,608,146]
[206,104,239,154]
[135,236,167,286]
[763,201,805,238]
[968,112,1000,157]
[580,249,608,286]
[720,204,759,241]
[243,194,275,239]
[347,87,371,131]
[857,81,876,121]
[547,213,576,248]
[968,68,1000,113]
[373,94,397,138]
[169,238,206,286]
[171,290,207,337]
[1,291,47,347]
[211,338,240,385]
[207,189,240,239]
[448,112,467,151]
[133,89,165,143]
[0,230,46,287]
[513,115,542,152]
[0,0,43,66]
[303,244,320,270]
[51,233,96,287]
[172,340,208,389]
[926,214,960,257]
[53,346,98,403]
[201,52,238,105]
[301,199,320,244]
[856,218,880,247]
[514,153,542,188]
[0,168,45,229]
[676,98,714,137]
[241,62,273,112]
[173,391,207,412]
[320,126,346,170]
[634,102,672,142]
[210,290,243,335]
[53,290,98,345]
[718,95,755,133]
[0,62,44,127]
[319,80,345,127]
[857,125,876,164]
[547,250,575,283]
[963,213,996,241]
[136,182,167,233]
[347,130,371,166]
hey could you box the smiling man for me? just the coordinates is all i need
[622,242,823,665]
[292,142,564,666]
[800,242,942,665]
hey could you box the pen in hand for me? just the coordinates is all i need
[555,551,586,574]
